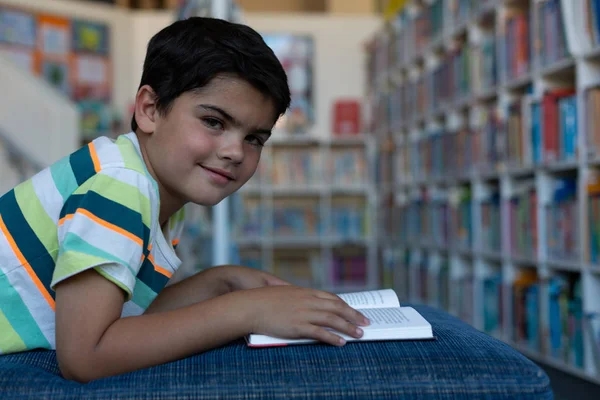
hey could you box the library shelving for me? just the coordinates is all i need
[234,134,378,293]
[367,0,600,385]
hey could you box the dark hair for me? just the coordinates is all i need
[131,17,290,132]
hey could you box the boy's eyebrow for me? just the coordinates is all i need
[198,104,272,136]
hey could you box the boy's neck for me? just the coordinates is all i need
[134,130,184,226]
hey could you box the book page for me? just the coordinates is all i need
[358,307,429,329]
[338,289,400,309]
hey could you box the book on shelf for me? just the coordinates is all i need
[272,149,321,186]
[585,86,600,159]
[331,252,367,284]
[546,177,578,262]
[501,4,530,81]
[535,0,570,67]
[560,0,600,56]
[509,181,537,259]
[329,149,367,185]
[584,311,600,372]
[246,289,434,347]
[546,274,584,368]
[480,188,501,253]
[587,170,600,263]
[541,88,576,164]
[512,269,539,350]
[483,272,503,336]
[531,100,543,165]
[273,200,322,237]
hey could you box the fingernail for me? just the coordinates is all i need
[356,328,363,337]
[339,338,346,345]
[363,318,370,326]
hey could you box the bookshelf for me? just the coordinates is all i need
[368,0,600,385]
[234,134,378,293]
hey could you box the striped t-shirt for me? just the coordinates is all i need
[0,132,185,354]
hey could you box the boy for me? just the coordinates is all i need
[0,17,369,382]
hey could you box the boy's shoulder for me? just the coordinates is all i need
[88,132,147,176]
[56,132,155,202]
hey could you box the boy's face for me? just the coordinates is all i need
[138,74,276,208]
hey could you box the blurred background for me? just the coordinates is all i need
[1,0,600,397]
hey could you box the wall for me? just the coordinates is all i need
[128,10,175,110]
[0,0,134,118]
[0,54,78,194]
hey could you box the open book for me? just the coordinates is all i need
[246,289,434,347]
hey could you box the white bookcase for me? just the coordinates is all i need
[235,134,378,293]
[369,0,600,385]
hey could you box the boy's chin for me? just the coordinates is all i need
[188,194,229,207]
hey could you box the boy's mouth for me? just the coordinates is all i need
[201,165,236,181]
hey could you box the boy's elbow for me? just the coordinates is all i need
[57,349,101,383]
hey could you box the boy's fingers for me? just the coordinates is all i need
[322,298,370,327]
[303,325,346,347]
[312,290,341,301]
[312,312,364,339]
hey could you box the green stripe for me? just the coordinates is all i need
[170,208,186,229]
[14,180,59,262]
[118,136,160,198]
[0,309,26,353]
[78,173,151,228]
[0,273,51,351]
[55,233,136,280]
[50,156,79,202]
[94,268,133,301]
[131,279,157,309]
[117,137,145,174]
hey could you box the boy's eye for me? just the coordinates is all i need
[202,117,224,130]
[245,135,265,147]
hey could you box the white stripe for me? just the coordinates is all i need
[2,268,56,348]
[93,136,125,168]
[96,262,137,296]
[97,167,153,198]
[31,168,64,225]
[121,300,144,318]
[0,227,22,275]
[59,212,144,273]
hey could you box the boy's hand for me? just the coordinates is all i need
[218,265,291,291]
[239,285,370,346]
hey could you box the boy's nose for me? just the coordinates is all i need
[217,140,244,164]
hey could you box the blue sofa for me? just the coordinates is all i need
[0,305,552,399]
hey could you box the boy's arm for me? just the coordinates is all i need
[55,269,368,383]
[145,265,290,314]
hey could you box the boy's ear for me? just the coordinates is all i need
[134,85,158,134]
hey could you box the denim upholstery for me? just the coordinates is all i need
[0,305,552,399]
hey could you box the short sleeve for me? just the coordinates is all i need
[50,167,155,300]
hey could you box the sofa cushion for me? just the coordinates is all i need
[0,305,552,399]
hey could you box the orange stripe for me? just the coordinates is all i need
[88,142,101,173]
[0,215,55,311]
[58,214,74,226]
[77,208,143,247]
[148,254,172,278]
[171,239,180,247]
[154,265,173,278]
